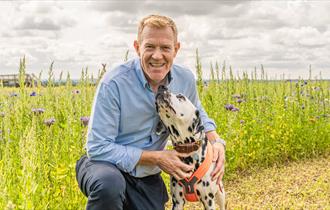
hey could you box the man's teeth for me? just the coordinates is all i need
[150,63,165,67]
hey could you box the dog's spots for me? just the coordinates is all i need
[205,181,210,187]
[189,137,195,142]
[172,178,177,184]
[188,126,193,133]
[171,125,180,137]
[195,163,200,170]
[185,137,189,143]
[167,126,173,135]
[208,199,212,207]
[172,182,176,187]
[201,140,207,156]
[196,189,201,196]
[166,114,170,118]
[204,196,208,200]
[184,157,193,165]
[202,181,206,186]
[179,192,183,197]
[180,113,184,117]
[195,110,200,117]
[208,193,214,199]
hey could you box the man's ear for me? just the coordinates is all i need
[174,42,180,57]
[134,40,140,57]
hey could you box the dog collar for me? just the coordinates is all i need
[174,140,202,153]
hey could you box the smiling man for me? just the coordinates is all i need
[75,14,225,210]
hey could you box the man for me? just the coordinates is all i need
[75,14,225,210]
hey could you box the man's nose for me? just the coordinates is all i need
[152,48,163,60]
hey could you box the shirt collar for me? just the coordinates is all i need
[134,58,173,89]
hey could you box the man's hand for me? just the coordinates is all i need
[139,150,194,181]
[206,131,226,185]
[156,150,194,180]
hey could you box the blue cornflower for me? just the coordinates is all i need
[30,91,37,96]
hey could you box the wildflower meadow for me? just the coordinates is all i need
[0,56,329,209]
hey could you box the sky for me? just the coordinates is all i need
[0,0,330,80]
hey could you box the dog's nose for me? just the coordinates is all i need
[157,85,167,94]
[156,85,168,101]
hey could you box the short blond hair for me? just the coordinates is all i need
[137,14,178,43]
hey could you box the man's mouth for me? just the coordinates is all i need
[150,63,165,68]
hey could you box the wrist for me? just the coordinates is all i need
[139,150,161,165]
[210,138,226,149]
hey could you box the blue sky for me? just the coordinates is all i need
[0,1,329,79]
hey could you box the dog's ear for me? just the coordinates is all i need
[193,110,203,134]
[195,110,200,117]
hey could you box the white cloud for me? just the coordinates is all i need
[0,1,329,79]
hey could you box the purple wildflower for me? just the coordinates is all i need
[80,116,90,127]
[240,120,245,124]
[44,118,55,127]
[32,108,45,115]
[231,107,240,112]
[225,104,235,111]
[237,99,244,103]
[232,94,241,99]
[30,91,37,96]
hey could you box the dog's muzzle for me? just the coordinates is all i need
[156,85,172,111]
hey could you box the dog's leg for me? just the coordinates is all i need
[201,197,217,210]
[216,181,226,210]
[170,177,185,210]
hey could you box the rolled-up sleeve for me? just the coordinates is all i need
[86,81,142,173]
[188,80,217,132]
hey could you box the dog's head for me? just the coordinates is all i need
[155,85,203,145]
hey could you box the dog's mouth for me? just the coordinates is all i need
[155,85,170,103]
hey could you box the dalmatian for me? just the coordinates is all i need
[155,85,225,210]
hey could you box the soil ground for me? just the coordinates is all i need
[166,155,330,210]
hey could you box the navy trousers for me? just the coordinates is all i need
[75,155,169,210]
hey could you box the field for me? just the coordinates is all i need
[0,59,329,209]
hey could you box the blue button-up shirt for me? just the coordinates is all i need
[86,57,216,177]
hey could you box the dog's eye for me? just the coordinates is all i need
[176,94,186,101]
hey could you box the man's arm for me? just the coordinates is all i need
[86,81,142,173]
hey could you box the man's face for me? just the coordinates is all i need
[134,26,180,85]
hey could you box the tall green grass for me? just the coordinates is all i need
[0,58,329,209]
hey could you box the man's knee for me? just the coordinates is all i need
[92,173,126,201]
